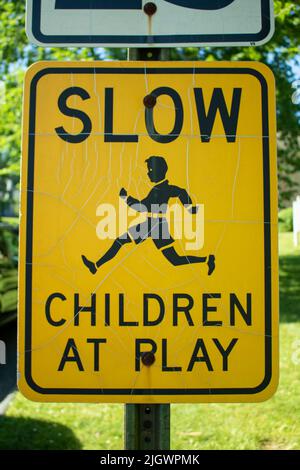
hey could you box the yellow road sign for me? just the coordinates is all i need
[18,61,278,403]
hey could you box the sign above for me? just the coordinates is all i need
[18,61,278,403]
[26,0,274,47]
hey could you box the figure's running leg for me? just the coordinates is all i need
[82,235,132,274]
[161,246,215,275]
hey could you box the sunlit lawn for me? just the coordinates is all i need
[0,232,299,450]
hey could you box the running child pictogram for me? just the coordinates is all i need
[82,156,215,275]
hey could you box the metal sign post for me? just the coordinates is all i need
[125,44,171,451]
[125,404,170,450]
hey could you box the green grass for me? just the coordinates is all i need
[279,232,300,323]
[0,400,123,450]
[1,232,300,450]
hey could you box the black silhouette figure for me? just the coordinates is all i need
[82,156,215,275]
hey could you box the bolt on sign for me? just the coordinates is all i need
[18,61,278,403]
[26,0,274,47]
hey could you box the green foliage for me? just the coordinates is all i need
[0,0,299,207]
[279,207,294,232]
[0,70,23,176]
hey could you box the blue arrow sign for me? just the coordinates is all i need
[55,1,142,8]
[158,1,236,9]
[54,0,235,9]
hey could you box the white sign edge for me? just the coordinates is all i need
[25,0,275,48]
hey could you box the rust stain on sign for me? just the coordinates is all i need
[144,2,157,38]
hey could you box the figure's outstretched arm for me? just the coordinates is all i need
[119,188,147,212]
[172,186,199,214]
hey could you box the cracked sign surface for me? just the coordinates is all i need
[18,61,278,403]
[26,0,274,47]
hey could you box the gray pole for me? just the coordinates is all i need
[125,8,171,447]
[125,403,170,450]
[127,47,171,61]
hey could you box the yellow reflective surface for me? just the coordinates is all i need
[18,61,278,403]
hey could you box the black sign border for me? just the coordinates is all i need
[24,66,273,397]
[29,0,272,45]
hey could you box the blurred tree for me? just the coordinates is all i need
[0,0,299,207]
